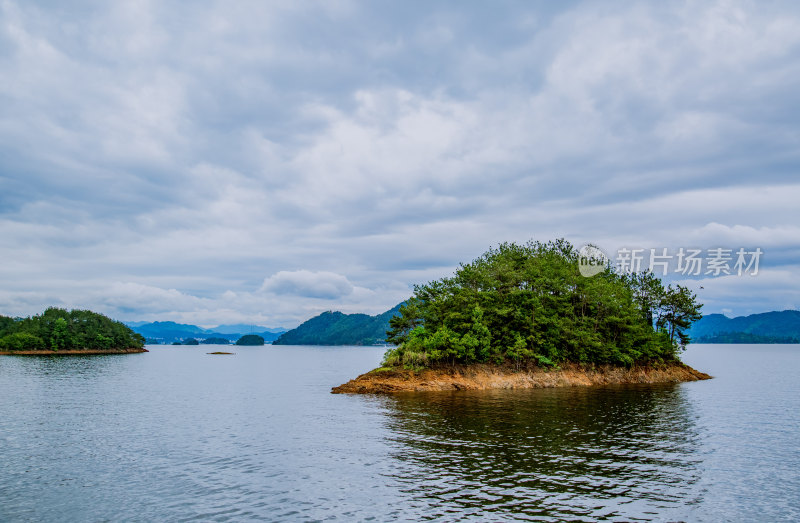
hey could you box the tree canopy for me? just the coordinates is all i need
[384,240,702,369]
[0,308,145,352]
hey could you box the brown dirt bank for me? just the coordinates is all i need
[0,348,148,356]
[331,362,711,394]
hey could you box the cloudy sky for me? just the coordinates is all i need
[1,0,799,327]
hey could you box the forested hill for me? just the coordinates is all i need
[0,308,145,352]
[689,310,800,343]
[272,304,403,345]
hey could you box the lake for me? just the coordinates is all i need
[1,344,798,521]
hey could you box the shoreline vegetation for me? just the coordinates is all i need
[335,239,708,394]
[0,308,146,355]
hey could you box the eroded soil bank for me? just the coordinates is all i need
[332,362,711,394]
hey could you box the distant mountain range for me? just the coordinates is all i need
[129,308,799,346]
[689,310,800,344]
[208,324,286,335]
[126,321,286,344]
[272,303,403,346]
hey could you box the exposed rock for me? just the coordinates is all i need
[332,362,711,394]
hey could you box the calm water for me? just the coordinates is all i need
[1,344,798,522]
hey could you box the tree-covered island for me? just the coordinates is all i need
[0,308,147,354]
[235,334,265,346]
[333,240,710,393]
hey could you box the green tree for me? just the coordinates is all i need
[386,300,422,345]
[627,271,666,328]
[658,284,703,348]
[0,332,46,351]
[51,317,69,351]
[505,334,534,370]
[383,240,703,369]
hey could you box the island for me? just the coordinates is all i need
[333,240,710,393]
[0,307,147,355]
[235,334,265,346]
[201,337,231,345]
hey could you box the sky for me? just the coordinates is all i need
[1,0,799,328]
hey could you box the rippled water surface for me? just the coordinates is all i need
[1,344,798,521]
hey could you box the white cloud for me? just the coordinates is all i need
[261,270,354,299]
[675,268,800,317]
[0,0,799,324]
[97,282,208,314]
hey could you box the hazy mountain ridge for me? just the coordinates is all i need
[127,321,286,344]
[129,309,800,345]
[211,324,286,334]
[689,310,800,343]
[272,303,403,346]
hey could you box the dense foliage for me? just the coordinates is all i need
[272,304,402,345]
[384,240,702,369]
[0,308,145,352]
[236,334,265,346]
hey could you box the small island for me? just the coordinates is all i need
[0,308,147,355]
[202,337,231,345]
[235,334,265,346]
[333,240,710,393]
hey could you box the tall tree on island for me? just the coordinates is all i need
[659,285,703,347]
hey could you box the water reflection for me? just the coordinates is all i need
[1,346,797,520]
[380,385,703,521]
[2,352,131,379]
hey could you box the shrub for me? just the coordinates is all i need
[0,332,46,351]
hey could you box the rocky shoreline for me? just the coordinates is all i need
[0,348,149,355]
[332,362,711,394]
